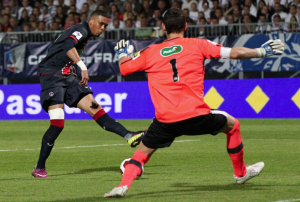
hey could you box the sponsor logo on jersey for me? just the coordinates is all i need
[73,31,83,40]
[49,92,54,96]
[133,51,140,60]
[160,45,182,57]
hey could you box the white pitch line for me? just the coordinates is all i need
[273,199,300,202]
[0,139,201,152]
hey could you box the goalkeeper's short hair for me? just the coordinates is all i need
[162,8,186,35]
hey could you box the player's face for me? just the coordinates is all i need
[90,15,108,36]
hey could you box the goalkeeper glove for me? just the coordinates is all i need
[114,39,134,59]
[256,39,284,57]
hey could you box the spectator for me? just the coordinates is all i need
[56,6,67,26]
[232,5,242,23]
[126,11,136,24]
[171,0,180,9]
[241,14,256,34]
[10,16,22,31]
[68,5,78,13]
[197,11,205,22]
[257,0,267,17]
[18,8,30,26]
[135,17,151,39]
[272,2,287,22]
[151,19,165,39]
[157,0,168,14]
[96,0,110,14]
[244,0,257,17]
[129,0,143,14]
[226,14,239,35]
[123,2,136,21]
[285,5,299,23]
[210,0,220,18]
[215,7,228,25]
[260,5,272,22]
[39,4,52,28]
[189,3,199,23]
[29,13,37,23]
[9,0,19,18]
[106,18,121,39]
[149,9,162,27]
[87,0,98,12]
[210,16,226,35]
[198,0,213,12]
[21,22,33,42]
[142,0,154,21]
[181,0,198,11]
[271,14,287,32]
[256,14,271,33]
[135,11,147,28]
[76,0,86,11]
[183,9,194,24]
[6,26,19,43]
[54,16,63,28]
[49,21,62,40]
[18,0,33,20]
[3,14,11,32]
[198,17,209,36]
[57,0,69,15]
[3,6,12,17]
[121,19,135,40]
[47,0,57,17]
[32,7,41,19]
[185,18,197,37]
[80,12,88,22]
[110,0,125,13]
[81,3,92,16]
[97,4,106,12]
[30,21,38,31]
[202,0,211,22]
[107,11,124,28]
[223,0,239,17]
[287,15,299,32]
[150,0,171,11]
[243,5,257,22]
[109,4,122,22]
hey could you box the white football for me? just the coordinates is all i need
[120,158,144,179]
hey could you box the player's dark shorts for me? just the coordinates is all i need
[39,74,93,112]
[142,110,228,148]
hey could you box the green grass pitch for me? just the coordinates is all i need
[0,119,299,202]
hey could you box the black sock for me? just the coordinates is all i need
[36,125,63,169]
[95,113,130,138]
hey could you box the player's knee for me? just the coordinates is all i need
[49,108,65,128]
[226,115,236,130]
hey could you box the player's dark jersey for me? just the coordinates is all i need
[37,21,92,76]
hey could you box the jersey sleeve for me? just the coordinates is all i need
[119,48,148,76]
[198,39,223,59]
[66,29,88,44]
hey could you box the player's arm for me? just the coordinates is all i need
[221,39,284,59]
[63,32,89,86]
[114,39,147,76]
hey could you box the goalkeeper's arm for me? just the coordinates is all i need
[220,39,284,59]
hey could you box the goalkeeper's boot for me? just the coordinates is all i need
[104,186,128,198]
[127,130,147,148]
[234,162,264,184]
[32,168,49,178]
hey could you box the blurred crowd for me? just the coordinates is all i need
[0,0,300,41]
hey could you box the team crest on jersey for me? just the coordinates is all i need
[73,31,83,40]
[49,92,54,96]
[132,51,140,60]
[160,45,182,57]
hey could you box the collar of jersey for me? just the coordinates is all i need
[163,37,182,42]
[83,21,93,36]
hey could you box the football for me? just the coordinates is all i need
[120,158,144,179]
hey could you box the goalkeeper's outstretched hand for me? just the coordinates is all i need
[114,39,134,59]
[256,39,284,57]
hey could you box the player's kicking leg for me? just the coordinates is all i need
[104,141,156,198]
[77,94,146,147]
[221,113,264,184]
[32,104,65,178]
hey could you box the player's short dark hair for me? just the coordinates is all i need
[89,10,108,20]
[163,8,185,34]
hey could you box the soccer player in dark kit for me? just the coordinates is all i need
[32,10,146,178]
[104,8,284,197]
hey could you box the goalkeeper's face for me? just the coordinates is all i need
[89,15,108,37]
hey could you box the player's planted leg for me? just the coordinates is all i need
[32,108,64,178]
[104,142,155,198]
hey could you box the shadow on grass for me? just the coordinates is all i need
[51,164,169,176]
[49,182,270,202]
